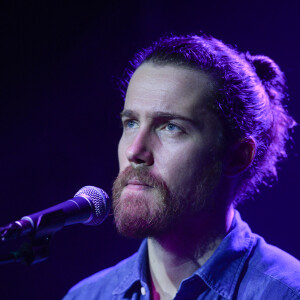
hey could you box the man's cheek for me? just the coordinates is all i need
[118,149,127,171]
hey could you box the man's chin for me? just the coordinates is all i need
[113,190,173,239]
[112,166,174,238]
[115,220,154,239]
[114,213,157,239]
[114,216,172,239]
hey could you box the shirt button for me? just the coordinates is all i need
[141,286,146,296]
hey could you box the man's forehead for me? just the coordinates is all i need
[124,63,215,117]
[127,63,214,95]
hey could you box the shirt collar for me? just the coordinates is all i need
[113,210,255,299]
[194,210,255,299]
[112,239,149,295]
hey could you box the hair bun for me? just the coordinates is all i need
[244,52,287,102]
[243,54,278,83]
[250,55,279,82]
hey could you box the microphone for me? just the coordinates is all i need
[0,186,110,241]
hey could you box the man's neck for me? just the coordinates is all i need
[147,207,234,300]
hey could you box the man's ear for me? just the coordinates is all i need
[223,137,256,177]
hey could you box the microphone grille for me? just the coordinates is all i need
[75,186,110,226]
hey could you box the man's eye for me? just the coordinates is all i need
[123,119,138,129]
[164,123,182,132]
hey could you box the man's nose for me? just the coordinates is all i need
[125,130,154,166]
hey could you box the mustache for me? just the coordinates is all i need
[115,166,166,189]
[112,166,169,202]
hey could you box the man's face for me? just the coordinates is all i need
[113,63,224,238]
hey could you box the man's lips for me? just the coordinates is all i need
[125,179,152,191]
[127,179,149,185]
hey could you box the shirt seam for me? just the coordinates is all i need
[196,227,254,299]
[251,265,300,298]
[112,271,133,295]
[199,273,231,300]
[227,234,254,297]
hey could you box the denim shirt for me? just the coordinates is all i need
[64,211,300,299]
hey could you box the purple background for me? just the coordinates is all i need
[1,1,299,299]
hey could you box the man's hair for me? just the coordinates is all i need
[119,33,296,205]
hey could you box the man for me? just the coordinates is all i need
[64,34,300,299]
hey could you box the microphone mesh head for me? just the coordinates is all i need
[75,186,110,226]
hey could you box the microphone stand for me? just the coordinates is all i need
[0,235,52,265]
[0,208,65,265]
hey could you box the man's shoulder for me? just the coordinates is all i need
[241,234,300,299]
[251,235,300,285]
[63,252,138,300]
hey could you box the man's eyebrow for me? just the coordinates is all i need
[120,109,137,118]
[151,111,195,123]
[120,109,202,124]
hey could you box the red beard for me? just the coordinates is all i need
[112,158,223,239]
[112,166,178,238]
